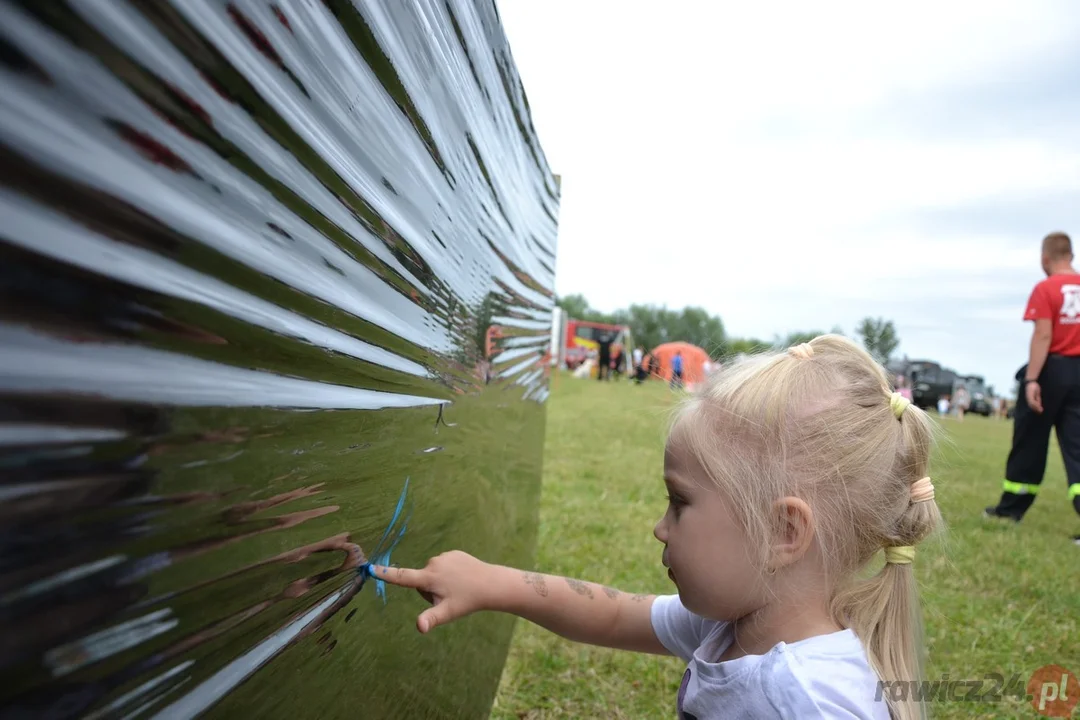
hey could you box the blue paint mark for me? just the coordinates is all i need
[359,477,411,603]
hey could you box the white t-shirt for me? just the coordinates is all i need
[651,594,890,719]
[633,348,644,366]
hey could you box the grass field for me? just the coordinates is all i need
[491,373,1080,719]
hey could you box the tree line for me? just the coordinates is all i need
[556,294,900,364]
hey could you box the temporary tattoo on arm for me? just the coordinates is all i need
[630,593,649,602]
[565,577,594,598]
[523,572,549,597]
[602,586,620,600]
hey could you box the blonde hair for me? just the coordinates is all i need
[671,334,941,720]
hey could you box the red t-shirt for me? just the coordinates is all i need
[1024,273,1080,355]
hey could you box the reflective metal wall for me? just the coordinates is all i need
[0,1,558,717]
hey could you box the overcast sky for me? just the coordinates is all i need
[498,1,1080,396]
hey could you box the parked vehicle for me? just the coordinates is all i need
[899,359,954,410]
[889,360,998,415]
[956,374,992,416]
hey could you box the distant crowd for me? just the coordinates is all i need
[589,343,718,391]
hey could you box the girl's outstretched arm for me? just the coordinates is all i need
[373,550,668,655]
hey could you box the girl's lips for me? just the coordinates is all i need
[667,568,676,583]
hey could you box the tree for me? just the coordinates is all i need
[609,304,725,354]
[856,317,900,364]
[676,306,726,355]
[555,294,583,320]
[613,304,666,350]
[776,326,845,348]
[553,299,726,353]
[724,337,771,357]
[556,294,607,323]
[555,293,855,362]
[778,330,825,348]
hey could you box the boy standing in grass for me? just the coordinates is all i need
[984,231,1080,545]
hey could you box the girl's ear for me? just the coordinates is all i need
[770,497,815,568]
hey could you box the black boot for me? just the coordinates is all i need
[982,505,1022,523]
[984,490,1037,522]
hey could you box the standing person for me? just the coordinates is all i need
[894,375,913,401]
[984,232,1080,543]
[670,350,684,390]
[640,353,650,383]
[374,336,942,720]
[953,384,970,421]
[613,346,625,380]
[632,345,644,380]
[634,351,648,384]
[596,333,612,381]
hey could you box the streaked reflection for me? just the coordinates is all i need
[0,0,557,717]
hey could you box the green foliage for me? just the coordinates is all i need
[556,296,725,354]
[772,326,846,351]
[556,296,901,367]
[557,295,866,362]
[723,337,773,357]
[857,317,901,364]
[555,293,609,324]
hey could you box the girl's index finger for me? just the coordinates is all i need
[371,565,429,589]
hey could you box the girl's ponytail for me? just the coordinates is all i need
[831,394,942,720]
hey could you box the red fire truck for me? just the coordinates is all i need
[562,318,632,370]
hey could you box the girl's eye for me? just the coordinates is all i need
[667,494,686,514]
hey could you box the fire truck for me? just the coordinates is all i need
[561,318,632,370]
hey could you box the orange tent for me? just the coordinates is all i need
[651,342,711,387]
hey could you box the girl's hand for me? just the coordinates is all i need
[372,551,503,633]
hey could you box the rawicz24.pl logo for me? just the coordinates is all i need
[874,665,1079,717]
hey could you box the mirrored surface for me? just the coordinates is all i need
[0,1,558,717]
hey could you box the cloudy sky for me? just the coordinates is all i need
[498,1,1080,396]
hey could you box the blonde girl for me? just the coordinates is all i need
[377,334,942,719]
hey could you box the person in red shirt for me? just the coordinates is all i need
[985,231,1080,545]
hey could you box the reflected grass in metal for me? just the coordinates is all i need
[0,0,557,717]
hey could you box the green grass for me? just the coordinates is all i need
[492,373,1080,719]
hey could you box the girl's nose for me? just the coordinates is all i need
[653,517,667,543]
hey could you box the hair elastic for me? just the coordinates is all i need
[884,546,915,565]
[889,392,910,419]
[909,476,934,503]
[788,343,814,359]
[882,478,935,565]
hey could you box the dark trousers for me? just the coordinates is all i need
[993,355,1080,519]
